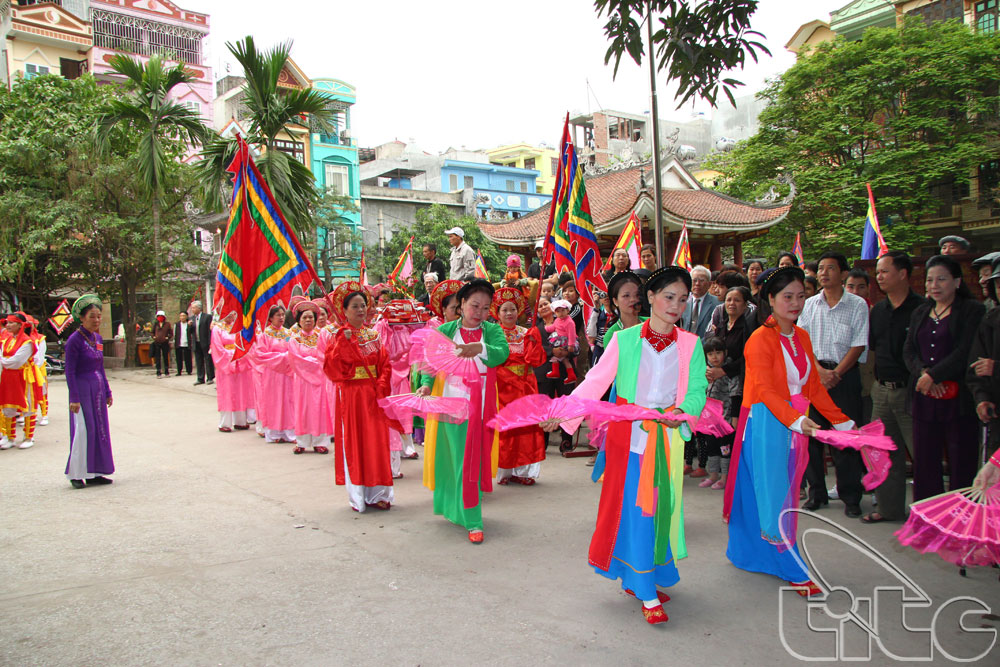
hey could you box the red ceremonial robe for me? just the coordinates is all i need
[496,325,547,468]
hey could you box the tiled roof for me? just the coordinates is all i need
[478,164,790,244]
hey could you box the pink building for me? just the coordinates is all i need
[89,0,212,131]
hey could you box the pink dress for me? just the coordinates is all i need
[545,315,577,349]
[251,326,297,441]
[211,326,255,413]
[287,328,336,443]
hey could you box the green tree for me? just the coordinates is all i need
[367,205,507,298]
[596,0,768,107]
[310,189,361,292]
[703,19,1000,262]
[197,37,334,232]
[95,54,209,307]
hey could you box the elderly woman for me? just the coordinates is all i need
[287,301,335,455]
[602,247,632,284]
[63,295,115,489]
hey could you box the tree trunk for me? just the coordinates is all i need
[153,195,162,311]
[121,274,139,368]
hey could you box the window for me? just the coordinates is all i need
[272,139,305,164]
[449,174,458,190]
[181,100,201,115]
[520,181,528,193]
[978,0,998,33]
[324,163,349,196]
[551,157,559,174]
[464,176,474,189]
[24,64,49,79]
[524,158,535,171]
[506,179,515,191]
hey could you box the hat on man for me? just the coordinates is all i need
[534,239,544,249]
[989,255,1000,281]
[156,310,166,317]
[973,251,1000,270]
[938,235,970,251]
[444,227,465,239]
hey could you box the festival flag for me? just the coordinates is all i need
[861,183,889,260]
[541,114,607,309]
[792,232,805,269]
[213,136,323,360]
[389,237,415,296]
[48,299,72,335]
[671,222,692,270]
[474,249,490,280]
[602,211,644,271]
[359,247,368,286]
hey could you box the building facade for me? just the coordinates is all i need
[2,0,92,89]
[486,143,560,194]
[441,159,550,220]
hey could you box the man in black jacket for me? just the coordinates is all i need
[968,256,1000,469]
[174,311,194,376]
[422,244,447,286]
[189,300,214,385]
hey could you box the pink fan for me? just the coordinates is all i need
[422,329,481,389]
[812,419,896,490]
[378,393,470,426]
[408,328,434,373]
[896,484,1000,568]
[693,398,735,437]
[487,394,608,431]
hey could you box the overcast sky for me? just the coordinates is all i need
[185,0,848,152]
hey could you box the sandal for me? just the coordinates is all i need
[860,512,890,524]
[698,477,716,488]
[292,446,305,455]
[711,479,726,490]
[314,446,329,454]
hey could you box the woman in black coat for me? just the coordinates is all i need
[903,255,985,501]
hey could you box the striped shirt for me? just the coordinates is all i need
[798,288,869,364]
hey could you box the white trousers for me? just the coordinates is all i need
[401,433,416,457]
[343,444,393,512]
[296,433,331,449]
[264,428,296,443]
[497,462,542,482]
[218,411,247,429]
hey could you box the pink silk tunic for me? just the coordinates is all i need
[211,326,255,412]
[287,328,336,437]
[249,326,297,433]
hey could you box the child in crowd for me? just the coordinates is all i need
[545,299,578,384]
[804,275,819,298]
[540,280,556,300]
[696,337,738,489]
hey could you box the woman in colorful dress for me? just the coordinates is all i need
[287,300,333,455]
[723,267,855,598]
[416,279,510,544]
[63,295,115,488]
[412,280,464,448]
[211,312,255,432]
[492,287,547,486]
[543,267,707,625]
[324,281,395,512]
[250,305,297,443]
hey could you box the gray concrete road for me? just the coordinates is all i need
[1,369,998,666]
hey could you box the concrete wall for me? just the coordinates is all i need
[360,185,469,251]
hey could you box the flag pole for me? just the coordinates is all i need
[646,4,665,266]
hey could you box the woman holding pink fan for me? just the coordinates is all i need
[543,266,707,626]
[416,279,509,544]
[491,287,547,486]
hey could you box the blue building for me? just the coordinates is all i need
[440,160,551,219]
[309,78,362,281]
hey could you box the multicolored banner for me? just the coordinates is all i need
[359,247,368,286]
[541,114,607,309]
[671,222,692,270]
[389,237,415,297]
[48,299,72,335]
[861,183,889,260]
[213,136,323,359]
[792,232,805,269]
[474,249,490,281]
[602,211,643,271]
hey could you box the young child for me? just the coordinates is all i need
[545,299,578,384]
[697,337,737,490]
[539,280,556,300]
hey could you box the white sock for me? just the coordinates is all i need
[642,598,660,609]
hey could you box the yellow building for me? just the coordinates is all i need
[486,143,559,195]
[2,0,92,88]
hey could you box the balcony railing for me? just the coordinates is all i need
[92,9,205,66]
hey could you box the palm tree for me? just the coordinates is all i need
[197,37,335,233]
[95,54,209,307]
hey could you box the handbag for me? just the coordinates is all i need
[930,380,959,400]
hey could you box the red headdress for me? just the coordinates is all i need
[490,286,526,321]
[331,280,371,326]
[429,279,463,318]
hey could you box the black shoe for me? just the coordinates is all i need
[176,373,182,376]
[70,479,86,489]
[802,497,828,511]
[87,476,113,485]
[844,503,862,518]
[207,379,215,385]
[194,380,205,386]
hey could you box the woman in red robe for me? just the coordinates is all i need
[323,281,396,512]
[492,287,548,485]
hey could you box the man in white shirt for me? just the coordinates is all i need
[682,266,718,338]
[446,227,477,281]
[797,251,869,517]
[174,311,193,376]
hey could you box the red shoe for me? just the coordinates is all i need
[233,424,250,430]
[564,366,578,385]
[625,588,671,603]
[366,500,391,511]
[218,427,232,433]
[293,446,305,454]
[787,580,823,598]
[683,465,693,475]
[518,477,536,486]
[497,477,510,485]
[545,361,560,379]
[258,432,265,438]
[468,530,484,544]
[314,446,329,454]
[392,472,404,479]
[642,604,669,624]
[689,468,708,479]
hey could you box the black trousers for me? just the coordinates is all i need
[193,341,214,382]
[151,341,170,375]
[175,345,192,375]
[806,363,865,506]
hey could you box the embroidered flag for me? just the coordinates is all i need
[541,114,607,309]
[389,237,415,297]
[213,136,323,360]
[792,232,805,269]
[861,183,889,260]
[671,222,692,270]
[474,249,490,281]
[602,211,643,271]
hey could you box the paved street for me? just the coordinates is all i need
[1,370,998,665]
